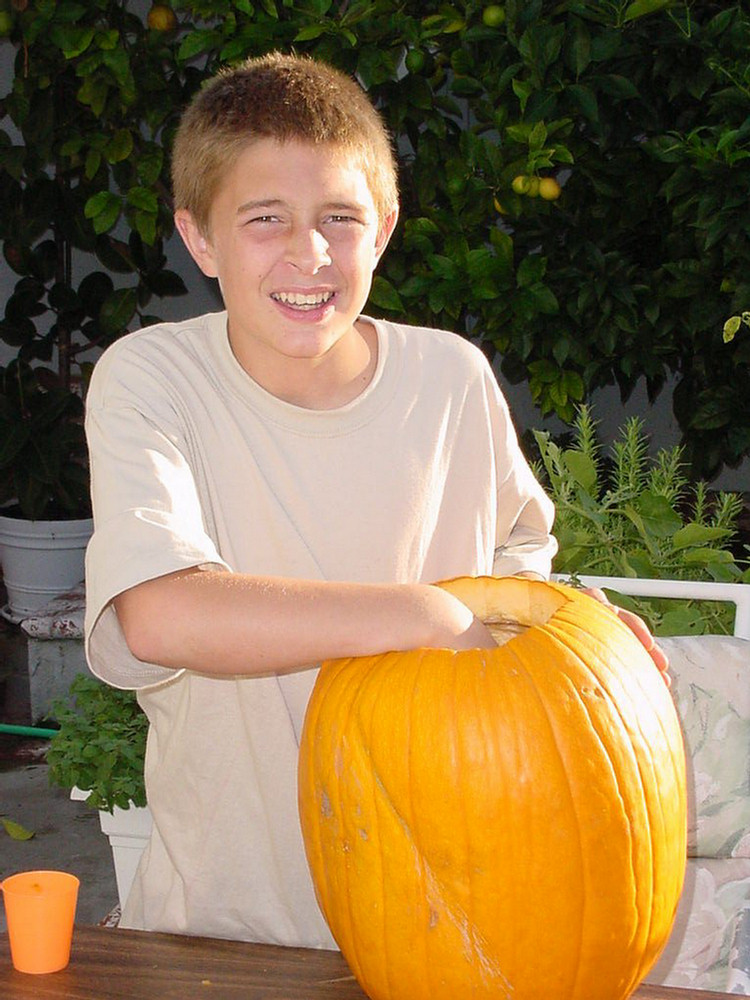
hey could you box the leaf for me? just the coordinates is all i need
[658,607,704,636]
[489,229,514,280]
[96,28,120,51]
[563,450,597,492]
[101,47,134,92]
[512,78,532,116]
[133,210,156,246]
[688,397,731,431]
[99,287,137,335]
[76,75,109,117]
[84,191,121,235]
[85,149,102,181]
[681,547,735,566]
[633,491,683,538]
[367,275,403,312]
[528,121,548,152]
[598,75,639,100]
[126,186,158,213]
[517,254,547,288]
[177,29,223,62]
[105,129,134,165]
[294,24,327,41]
[672,523,731,551]
[528,284,559,315]
[144,269,188,298]
[505,123,533,145]
[623,0,673,23]
[54,2,88,22]
[567,84,599,123]
[50,24,94,59]
[568,22,591,77]
[136,147,164,187]
[0,422,30,467]
[724,315,741,343]
[1,817,35,840]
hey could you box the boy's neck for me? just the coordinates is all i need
[229,317,379,410]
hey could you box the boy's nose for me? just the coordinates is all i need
[286,227,332,272]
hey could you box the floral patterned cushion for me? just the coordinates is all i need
[664,635,750,860]
[645,635,750,994]
[648,858,750,993]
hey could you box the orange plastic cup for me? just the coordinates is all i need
[1,870,79,974]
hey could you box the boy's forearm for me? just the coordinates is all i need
[113,569,495,677]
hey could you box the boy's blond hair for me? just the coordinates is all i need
[171,51,399,234]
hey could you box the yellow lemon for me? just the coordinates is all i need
[539,177,562,201]
[482,5,506,28]
[147,4,177,31]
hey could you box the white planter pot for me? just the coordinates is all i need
[0,514,93,621]
[71,787,152,909]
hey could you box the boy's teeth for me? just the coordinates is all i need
[273,291,333,307]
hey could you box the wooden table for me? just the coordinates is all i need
[0,925,732,999]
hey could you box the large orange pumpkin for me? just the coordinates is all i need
[298,577,687,1000]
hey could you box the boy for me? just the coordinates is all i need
[84,52,663,947]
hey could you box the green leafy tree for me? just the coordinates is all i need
[1,0,748,509]
[0,0,190,516]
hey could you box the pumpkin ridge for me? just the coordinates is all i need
[322,658,367,978]
[451,650,516,997]
[551,599,687,802]
[298,659,336,928]
[402,648,435,999]
[449,649,476,980]
[357,652,404,999]
[505,637,589,996]
[367,742,514,996]
[552,611,687,985]
[366,653,514,998]
[526,625,647,997]
[304,655,386,985]
[538,609,686,990]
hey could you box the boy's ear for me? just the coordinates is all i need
[174,210,219,279]
[374,206,399,263]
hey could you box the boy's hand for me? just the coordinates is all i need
[422,585,498,650]
[455,614,499,650]
[584,587,670,687]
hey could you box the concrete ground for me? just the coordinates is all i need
[0,748,119,933]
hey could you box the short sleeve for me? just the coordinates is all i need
[487,377,557,579]
[84,393,230,690]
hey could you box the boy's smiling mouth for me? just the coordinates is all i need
[271,291,335,311]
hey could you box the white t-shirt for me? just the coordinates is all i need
[84,311,556,946]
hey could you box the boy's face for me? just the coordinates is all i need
[175,138,397,402]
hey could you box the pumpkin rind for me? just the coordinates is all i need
[298,577,687,1000]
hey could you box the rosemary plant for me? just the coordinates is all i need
[534,406,749,635]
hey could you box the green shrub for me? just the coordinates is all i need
[534,405,750,635]
[47,674,147,812]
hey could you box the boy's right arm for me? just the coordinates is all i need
[113,568,496,677]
